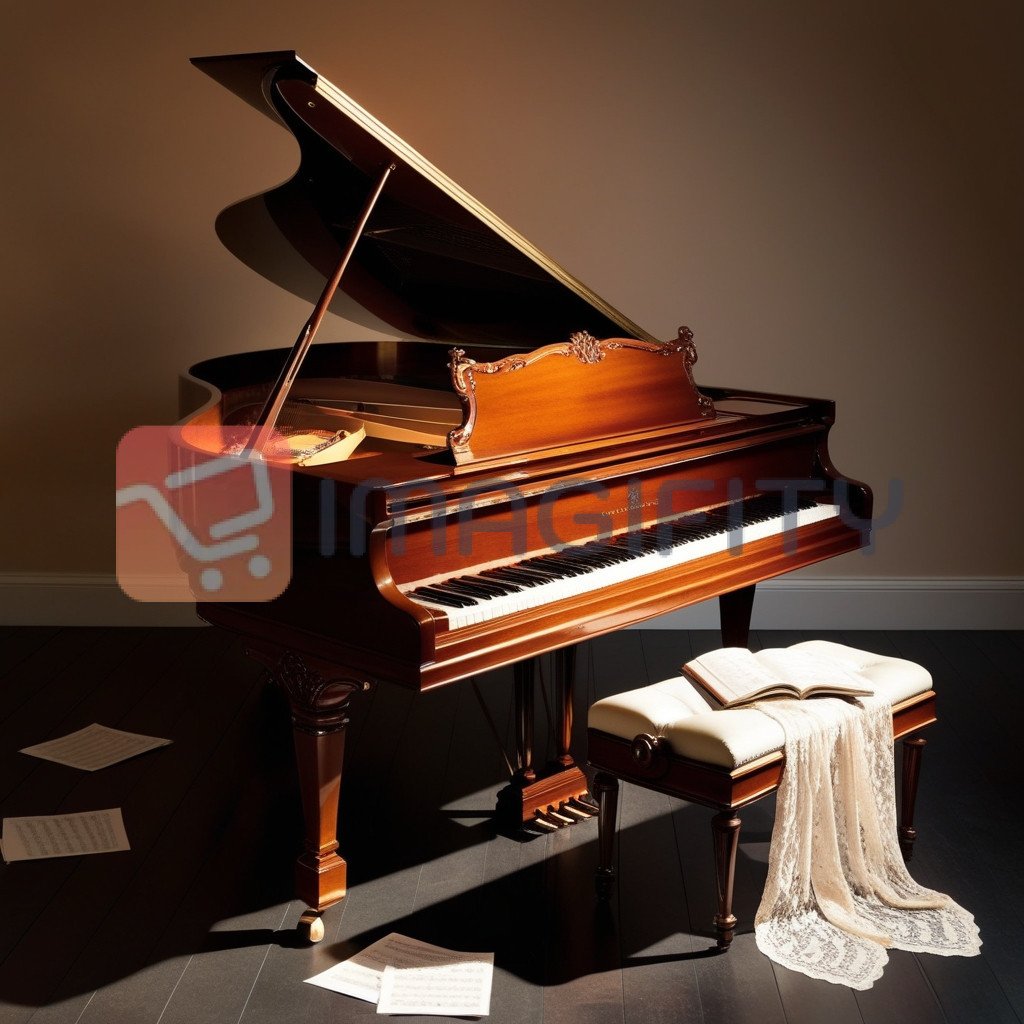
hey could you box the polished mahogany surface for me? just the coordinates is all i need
[182,50,873,929]
[183,335,871,691]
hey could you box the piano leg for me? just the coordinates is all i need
[719,584,756,648]
[513,659,537,785]
[271,650,369,943]
[497,650,591,829]
[554,646,575,769]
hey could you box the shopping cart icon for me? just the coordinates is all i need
[115,425,292,603]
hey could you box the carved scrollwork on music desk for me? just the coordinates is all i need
[675,321,716,413]
[566,330,610,363]
[677,325,715,416]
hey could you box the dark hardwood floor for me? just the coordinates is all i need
[1,626,1021,1024]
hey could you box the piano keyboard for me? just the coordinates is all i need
[405,495,840,628]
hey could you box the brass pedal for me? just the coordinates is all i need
[571,795,600,815]
[533,811,562,831]
[546,807,575,826]
[560,802,591,821]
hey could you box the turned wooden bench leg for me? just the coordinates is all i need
[899,735,926,862]
[594,771,619,899]
[711,810,742,950]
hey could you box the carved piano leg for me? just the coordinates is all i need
[497,651,590,829]
[273,651,368,943]
[711,809,742,950]
[898,735,926,862]
[720,584,756,648]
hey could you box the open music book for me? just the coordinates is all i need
[683,647,873,708]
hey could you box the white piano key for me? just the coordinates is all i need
[407,502,841,629]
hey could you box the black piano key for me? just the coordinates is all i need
[543,556,594,574]
[537,556,592,575]
[515,563,565,580]
[441,580,497,600]
[481,568,541,588]
[455,577,513,596]
[560,549,613,566]
[477,578,518,595]
[412,586,475,608]
[524,561,581,577]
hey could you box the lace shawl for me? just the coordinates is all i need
[753,694,981,989]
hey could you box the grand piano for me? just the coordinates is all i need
[182,51,872,942]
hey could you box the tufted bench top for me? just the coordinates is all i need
[587,641,933,770]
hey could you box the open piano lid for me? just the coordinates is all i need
[192,50,655,347]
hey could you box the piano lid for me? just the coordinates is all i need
[192,51,656,347]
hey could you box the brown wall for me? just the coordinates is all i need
[3,0,1021,577]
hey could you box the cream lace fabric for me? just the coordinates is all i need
[753,694,981,989]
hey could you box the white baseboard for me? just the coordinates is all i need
[0,573,1020,630]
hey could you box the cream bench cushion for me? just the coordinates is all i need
[587,641,932,770]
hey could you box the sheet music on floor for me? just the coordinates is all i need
[377,957,493,1017]
[19,723,171,771]
[305,932,494,1015]
[1,808,130,863]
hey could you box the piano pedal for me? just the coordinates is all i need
[532,811,561,832]
[560,801,592,821]
[496,765,591,831]
[545,806,576,826]
[572,793,600,815]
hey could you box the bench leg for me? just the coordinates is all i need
[711,810,742,949]
[899,736,926,862]
[594,771,619,899]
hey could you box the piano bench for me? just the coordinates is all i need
[585,643,936,950]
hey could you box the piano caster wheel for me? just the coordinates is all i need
[297,909,325,944]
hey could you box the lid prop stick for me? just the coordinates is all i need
[248,161,396,456]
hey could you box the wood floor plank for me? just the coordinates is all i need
[0,628,181,805]
[840,631,1015,1023]
[0,630,253,1017]
[968,632,1024,680]
[671,794,789,1024]
[540,632,634,1024]
[638,628,694,681]
[895,827,1019,1024]
[0,629,61,685]
[616,781,705,1024]
[884,631,1024,865]
[27,645,291,1024]
[879,632,1024,1022]
[0,629,107,732]
[0,628,226,970]
[1,629,1021,1024]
